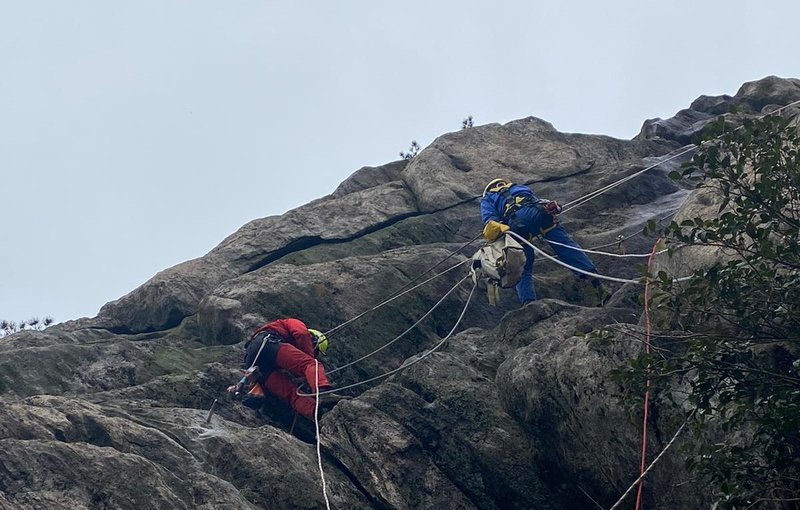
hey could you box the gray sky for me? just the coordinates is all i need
[2,1,799,324]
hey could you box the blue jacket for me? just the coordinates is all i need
[480,184,539,223]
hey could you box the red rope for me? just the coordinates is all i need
[635,240,660,510]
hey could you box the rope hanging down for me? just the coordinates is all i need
[634,240,661,510]
[313,360,332,510]
[300,278,477,397]
[609,417,690,510]
[309,275,472,507]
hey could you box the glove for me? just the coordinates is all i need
[482,220,510,242]
[228,374,248,393]
[543,200,562,215]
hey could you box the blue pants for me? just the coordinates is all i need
[508,205,598,303]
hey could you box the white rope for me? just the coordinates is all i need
[248,337,268,369]
[324,259,470,337]
[608,418,689,510]
[588,212,677,251]
[300,278,476,396]
[328,274,471,375]
[507,231,643,284]
[562,146,698,213]
[544,237,668,258]
[375,233,483,302]
[561,98,800,215]
[228,336,269,392]
[508,231,694,285]
[314,359,332,510]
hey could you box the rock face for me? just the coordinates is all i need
[636,75,800,144]
[1,76,797,509]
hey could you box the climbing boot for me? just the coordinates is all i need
[595,284,611,307]
[586,278,611,307]
[318,392,349,407]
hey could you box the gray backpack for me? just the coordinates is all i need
[471,234,526,304]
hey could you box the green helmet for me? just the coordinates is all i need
[309,329,329,356]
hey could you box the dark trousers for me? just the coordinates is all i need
[509,205,597,303]
[266,343,332,418]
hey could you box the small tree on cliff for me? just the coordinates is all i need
[399,140,420,160]
[616,114,800,508]
[1,317,54,337]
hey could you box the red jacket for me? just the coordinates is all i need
[252,318,315,357]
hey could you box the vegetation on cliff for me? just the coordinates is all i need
[618,115,800,508]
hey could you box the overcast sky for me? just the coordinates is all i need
[1,1,799,324]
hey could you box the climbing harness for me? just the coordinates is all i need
[502,194,536,222]
[493,186,554,225]
[229,334,268,394]
[226,332,285,407]
[485,184,564,240]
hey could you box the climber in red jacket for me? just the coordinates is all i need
[227,318,345,419]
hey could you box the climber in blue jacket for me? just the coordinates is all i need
[480,178,608,305]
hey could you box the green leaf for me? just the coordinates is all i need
[610,115,800,505]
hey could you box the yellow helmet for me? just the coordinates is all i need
[483,178,512,197]
[309,329,329,355]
